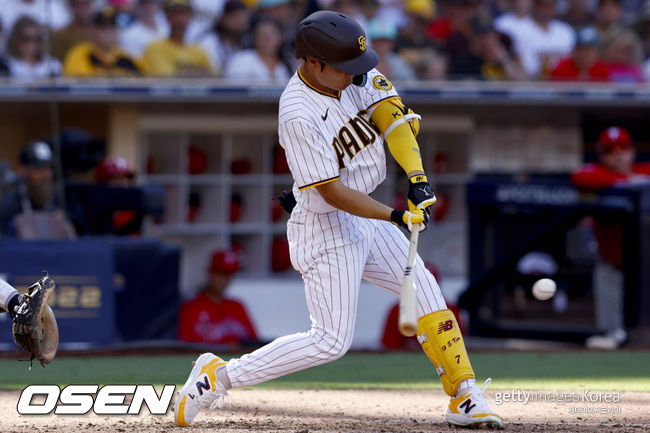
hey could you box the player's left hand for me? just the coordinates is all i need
[390,208,428,232]
[407,174,437,218]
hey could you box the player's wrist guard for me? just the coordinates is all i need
[408,175,436,218]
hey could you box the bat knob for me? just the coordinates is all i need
[398,323,417,337]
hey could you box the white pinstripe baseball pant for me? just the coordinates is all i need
[226,208,446,387]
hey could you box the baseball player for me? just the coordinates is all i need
[175,11,502,429]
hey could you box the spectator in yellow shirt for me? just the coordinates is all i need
[143,0,213,77]
[63,7,146,77]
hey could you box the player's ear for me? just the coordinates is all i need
[304,56,320,68]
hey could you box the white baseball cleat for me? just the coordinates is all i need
[174,353,228,426]
[446,378,503,429]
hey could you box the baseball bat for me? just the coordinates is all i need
[398,225,420,337]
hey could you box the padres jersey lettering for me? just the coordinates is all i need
[278,68,398,213]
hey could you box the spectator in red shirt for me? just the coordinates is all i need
[550,27,609,81]
[571,127,650,349]
[603,29,643,83]
[178,249,258,346]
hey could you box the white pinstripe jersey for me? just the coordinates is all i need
[278,68,399,213]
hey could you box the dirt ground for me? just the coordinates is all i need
[0,388,648,433]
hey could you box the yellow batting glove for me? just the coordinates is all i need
[390,208,428,232]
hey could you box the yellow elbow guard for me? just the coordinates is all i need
[370,97,421,139]
[371,97,424,175]
[417,309,475,396]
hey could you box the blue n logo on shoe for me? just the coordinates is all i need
[459,399,476,414]
[196,377,211,395]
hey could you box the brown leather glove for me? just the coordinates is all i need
[12,273,59,368]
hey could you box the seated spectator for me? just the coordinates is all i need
[64,7,145,77]
[143,0,212,77]
[637,1,650,81]
[440,0,484,64]
[594,0,625,43]
[636,1,650,59]
[108,0,137,28]
[367,18,416,81]
[333,0,370,31]
[449,19,527,81]
[550,26,609,81]
[560,0,595,29]
[224,17,290,83]
[51,0,95,62]
[0,20,11,76]
[394,0,438,76]
[119,0,169,58]
[257,0,295,38]
[192,0,228,35]
[5,16,62,79]
[178,249,258,346]
[257,0,298,73]
[416,50,448,80]
[494,0,534,39]
[424,0,459,47]
[1,0,70,37]
[500,0,575,78]
[200,0,250,73]
[603,29,643,82]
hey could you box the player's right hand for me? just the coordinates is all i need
[390,208,428,232]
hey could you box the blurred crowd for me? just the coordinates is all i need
[1,0,650,82]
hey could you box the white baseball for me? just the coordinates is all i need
[532,278,556,300]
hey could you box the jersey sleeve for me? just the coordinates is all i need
[177,301,200,343]
[360,68,400,113]
[233,301,258,340]
[571,164,620,191]
[279,119,340,190]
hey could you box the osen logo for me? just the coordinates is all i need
[17,384,176,415]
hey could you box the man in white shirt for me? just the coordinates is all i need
[494,0,534,39]
[119,0,170,58]
[498,0,575,78]
[191,0,226,32]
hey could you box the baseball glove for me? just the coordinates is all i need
[12,273,58,368]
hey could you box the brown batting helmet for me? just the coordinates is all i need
[295,11,379,75]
